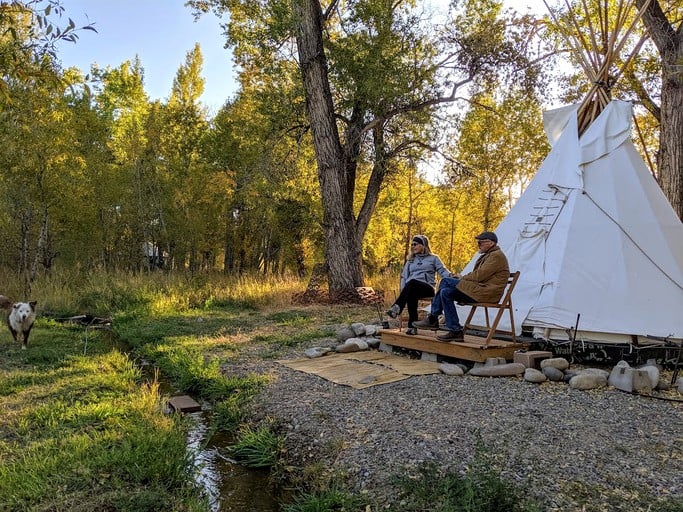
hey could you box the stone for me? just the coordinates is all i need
[364,337,381,349]
[540,357,570,371]
[336,343,360,353]
[378,342,393,354]
[637,365,660,389]
[569,373,607,390]
[473,357,507,370]
[469,363,525,377]
[645,358,661,369]
[439,363,464,376]
[336,327,356,342]
[542,366,564,382]
[655,380,670,391]
[336,338,367,353]
[579,368,610,380]
[421,352,437,362]
[678,378,683,394]
[364,324,379,336]
[350,322,366,336]
[524,368,547,383]
[608,361,634,392]
[304,347,332,358]
[563,370,579,383]
[631,369,653,394]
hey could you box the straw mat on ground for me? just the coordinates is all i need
[277,351,439,389]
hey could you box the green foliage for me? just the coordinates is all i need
[1,270,372,512]
[141,342,267,401]
[28,270,304,321]
[449,90,549,232]
[1,0,672,281]
[187,0,551,289]
[266,310,316,326]
[229,423,283,468]
[282,486,367,512]
[212,394,250,432]
[393,441,540,512]
[0,0,95,104]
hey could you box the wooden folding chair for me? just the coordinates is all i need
[462,271,520,347]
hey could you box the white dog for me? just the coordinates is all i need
[0,296,37,349]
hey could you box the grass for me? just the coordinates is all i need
[229,422,283,468]
[393,438,540,512]
[0,269,406,511]
[559,480,683,512]
[6,269,681,512]
[0,321,206,511]
[0,270,336,511]
[281,487,367,512]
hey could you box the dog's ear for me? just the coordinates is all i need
[29,301,37,309]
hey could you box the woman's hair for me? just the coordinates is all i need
[408,234,432,260]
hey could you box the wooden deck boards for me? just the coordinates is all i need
[379,329,528,362]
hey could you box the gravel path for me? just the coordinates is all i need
[237,340,683,511]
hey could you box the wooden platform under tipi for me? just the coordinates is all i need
[379,328,528,363]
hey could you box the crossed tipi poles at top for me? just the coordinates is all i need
[542,0,653,135]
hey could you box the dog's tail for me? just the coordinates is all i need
[0,295,12,311]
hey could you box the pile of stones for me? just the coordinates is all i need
[436,356,613,390]
[303,322,382,358]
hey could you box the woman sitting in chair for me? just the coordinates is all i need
[386,234,451,335]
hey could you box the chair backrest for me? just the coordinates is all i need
[499,271,520,306]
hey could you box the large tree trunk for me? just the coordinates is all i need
[659,56,683,219]
[637,0,683,220]
[292,0,364,290]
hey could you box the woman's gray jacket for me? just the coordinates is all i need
[400,254,450,290]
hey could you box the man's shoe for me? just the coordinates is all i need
[405,327,418,335]
[413,315,439,330]
[385,304,401,319]
[437,329,464,342]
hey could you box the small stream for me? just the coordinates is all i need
[78,323,284,510]
[143,362,282,511]
[185,409,281,511]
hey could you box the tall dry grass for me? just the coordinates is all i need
[10,268,397,318]
[10,270,308,318]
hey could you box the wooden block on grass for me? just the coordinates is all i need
[168,395,201,413]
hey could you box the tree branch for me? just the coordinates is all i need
[623,67,661,121]
[636,0,677,54]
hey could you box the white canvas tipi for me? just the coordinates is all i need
[457,0,683,346]
[457,99,683,344]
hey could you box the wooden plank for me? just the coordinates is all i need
[379,329,527,363]
[168,395,202,413]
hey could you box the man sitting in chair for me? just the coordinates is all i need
[413,231,509,341]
